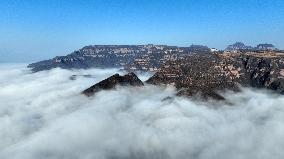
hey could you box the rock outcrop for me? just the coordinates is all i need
[146,52,284,100]
[82,72,144,96]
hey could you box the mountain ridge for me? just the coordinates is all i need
[28,43,280,73]
[80,51,284,100]
[28,44,211,72]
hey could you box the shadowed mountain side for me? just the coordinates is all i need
[82,72,144,96]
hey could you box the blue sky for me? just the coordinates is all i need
[0,0,284,62]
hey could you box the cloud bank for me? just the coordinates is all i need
[0,64,284,159]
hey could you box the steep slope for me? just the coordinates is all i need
[146,52,284,100]
[82,72,144,96]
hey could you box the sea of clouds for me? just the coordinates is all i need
[0,64,284,159]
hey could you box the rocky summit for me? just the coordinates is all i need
[146,52,284,100]
[82,72,144,96]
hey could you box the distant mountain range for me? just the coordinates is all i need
[26,42,284,100]
[225,42,277,51]
[28,42,280,72]
[27,44,211,72]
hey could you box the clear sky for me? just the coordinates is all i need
[0,0,284,62]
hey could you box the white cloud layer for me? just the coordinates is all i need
[0,64,284,159]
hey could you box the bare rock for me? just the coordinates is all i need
[82,72,144,96]
[146,52,284,100]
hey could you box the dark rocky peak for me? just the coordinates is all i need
[82,72,144,96]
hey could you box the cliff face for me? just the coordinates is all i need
[81,52,284,100]
[146,53,284,99]
[27,45,211,72]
